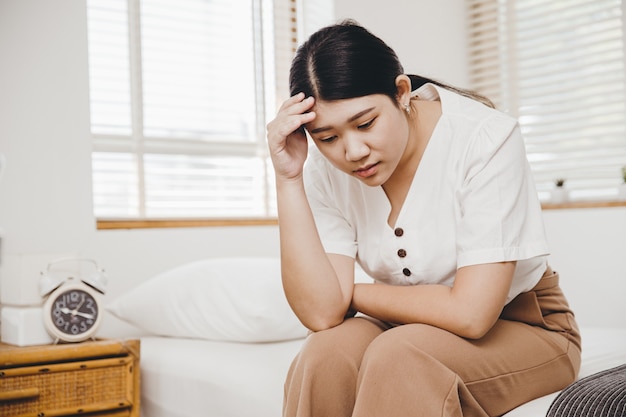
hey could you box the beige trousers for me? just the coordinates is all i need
[283,268,581,417]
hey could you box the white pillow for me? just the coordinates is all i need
[107,257,308,343]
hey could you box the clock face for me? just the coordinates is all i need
[45,286,101,341]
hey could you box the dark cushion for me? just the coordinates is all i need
[546,363,626,417]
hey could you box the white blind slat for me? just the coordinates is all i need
[467,0,626,202]
[87,0,132,136]
[87,0,321,219]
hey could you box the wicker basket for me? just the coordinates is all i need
[0,339,140,417]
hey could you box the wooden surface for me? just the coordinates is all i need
[0,339,140,417]
[97,217,278,229]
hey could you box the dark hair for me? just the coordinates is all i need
[289,20,494,108]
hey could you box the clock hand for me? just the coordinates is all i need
[60,307,95,320]
[71,298,85,315]
[58,295,85,317]
[73,311,95,320]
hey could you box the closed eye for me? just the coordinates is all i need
[358,117,376,130]
[320,135,338,143]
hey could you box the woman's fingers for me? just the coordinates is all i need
[265,93,319,180]
[279,93,316,118]
[268,94,316,140]
[280,92,311,110]
[279,92,305,109]
[279,111,316,138]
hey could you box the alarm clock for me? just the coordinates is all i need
[40,259,107,343]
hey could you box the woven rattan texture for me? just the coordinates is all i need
[0,360,130,417]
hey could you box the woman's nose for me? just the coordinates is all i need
[344,134,370,162]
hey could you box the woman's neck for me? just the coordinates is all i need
[382,99,442,227]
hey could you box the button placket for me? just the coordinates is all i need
[394,227,411,278]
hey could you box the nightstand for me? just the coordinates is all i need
[0,339,140,417]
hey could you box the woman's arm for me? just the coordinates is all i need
[351,261,516,339]
[267,94,355,331]
[276,178,355,331]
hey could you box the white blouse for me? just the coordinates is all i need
[303,83,549,303]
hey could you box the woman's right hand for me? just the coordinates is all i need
[266,93,316,181]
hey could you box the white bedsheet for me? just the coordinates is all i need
[140,336,303,417]
[140,327,626,417]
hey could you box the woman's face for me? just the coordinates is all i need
[305,94,411,187]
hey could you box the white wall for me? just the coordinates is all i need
[542,207,626,328]
[0,0,623,342]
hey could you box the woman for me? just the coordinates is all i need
[266,20,581,417]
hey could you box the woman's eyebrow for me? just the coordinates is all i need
[309,107,376,134]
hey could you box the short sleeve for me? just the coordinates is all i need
[303,154,358,258]
[456,113,549,267]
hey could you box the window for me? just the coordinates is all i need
[87,0,333,221]
[467,0,626,202]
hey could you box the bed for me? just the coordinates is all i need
[105,257,626,417]
[137,327,626,417]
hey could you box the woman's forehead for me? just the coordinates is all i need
[309,94,390,129]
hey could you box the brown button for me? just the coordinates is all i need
[397,249,407,258]
[402,268,411,276]
[394,228,404,237]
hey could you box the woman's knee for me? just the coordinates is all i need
[294,317,384,372]
[360,324,465,374]
[356,325,460,404]
[361,325,432,369]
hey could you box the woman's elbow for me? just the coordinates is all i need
[455,313,498,340]
[302,315,344,332]
[459,324,490,340]
[293,292,354,332]
[298,308,348,332]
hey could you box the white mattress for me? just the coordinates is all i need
[140,336,303,417]
[140,327,626,417]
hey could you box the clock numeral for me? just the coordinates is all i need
[46,287,99,338]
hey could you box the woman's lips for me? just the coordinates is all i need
[354,162,379,178]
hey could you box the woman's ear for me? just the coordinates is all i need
[395,74,412,108]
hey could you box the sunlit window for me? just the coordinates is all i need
[87,0,333,220]
[467,0,626,202]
